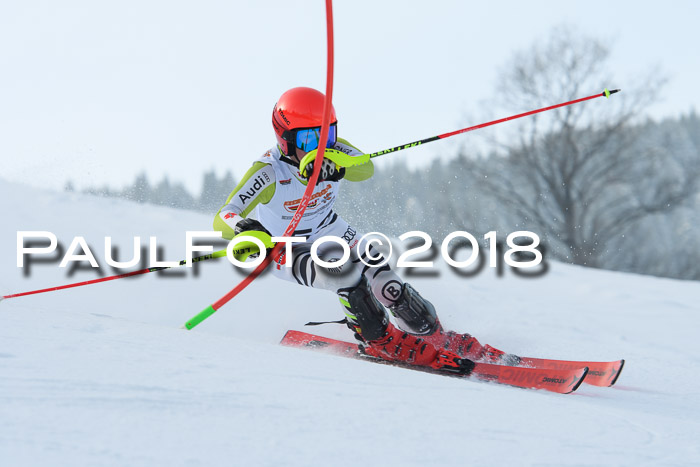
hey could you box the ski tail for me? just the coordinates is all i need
[281,330,358,356]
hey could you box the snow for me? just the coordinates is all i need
[2,178,700,466]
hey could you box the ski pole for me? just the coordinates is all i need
[182,0,335,331]
[367,89,620,159]
[0,249,228,302]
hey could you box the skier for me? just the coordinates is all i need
[214,87,507,373]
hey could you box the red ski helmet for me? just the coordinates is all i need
[272,87,337,157]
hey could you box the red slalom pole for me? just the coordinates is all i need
[183,0,336,330]
[367,89,620,159]
[0,249,227,303]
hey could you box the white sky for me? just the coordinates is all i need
[1,1,699,194]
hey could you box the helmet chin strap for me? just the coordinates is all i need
[278,144,301,168]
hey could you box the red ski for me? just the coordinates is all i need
[280,330,588,395]
[517,357,624,387]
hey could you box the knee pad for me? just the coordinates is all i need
[389,283,438,335]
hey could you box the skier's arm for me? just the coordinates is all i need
[338,138,374,182]
[213,162,276,240]
[299,137,374,182]
[344,160,374,182]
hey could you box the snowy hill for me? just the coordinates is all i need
[1,178,700,466]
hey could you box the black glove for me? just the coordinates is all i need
[303,158,346,184]
[234,218,271,237]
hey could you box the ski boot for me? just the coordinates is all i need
[425,326,521,365]
[384,282,481,359]
[386,282,520,365]
[480,344,521,366]
[422,326,486,361]
[362,321,474,373]
[339,278,474,374]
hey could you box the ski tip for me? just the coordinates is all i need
[568,366,589,394]
[609,359,625,386]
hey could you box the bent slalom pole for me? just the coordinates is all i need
[0,249,227,302]
[182,0,336,330]
[367,89,620,160]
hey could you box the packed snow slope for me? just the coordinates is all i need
[1,178,699,466]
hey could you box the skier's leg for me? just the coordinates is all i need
[347,233,441,334]
[351,236,497,361]
[353,241,444,335]
[267,217,468,370]
[337,276,472,372]
[379,280,519,364]
[269,240,361,293]
[268,216,496,367]
[269,216,378,295]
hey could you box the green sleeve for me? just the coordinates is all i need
[344,162,374,182]
[213,161,276,239]
[337,137,374,182]
[213,214,236,240]
[220,161,276,214]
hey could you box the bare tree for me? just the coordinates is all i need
[474,27,698,267]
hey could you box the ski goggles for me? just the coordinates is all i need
[285,124,337,152]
